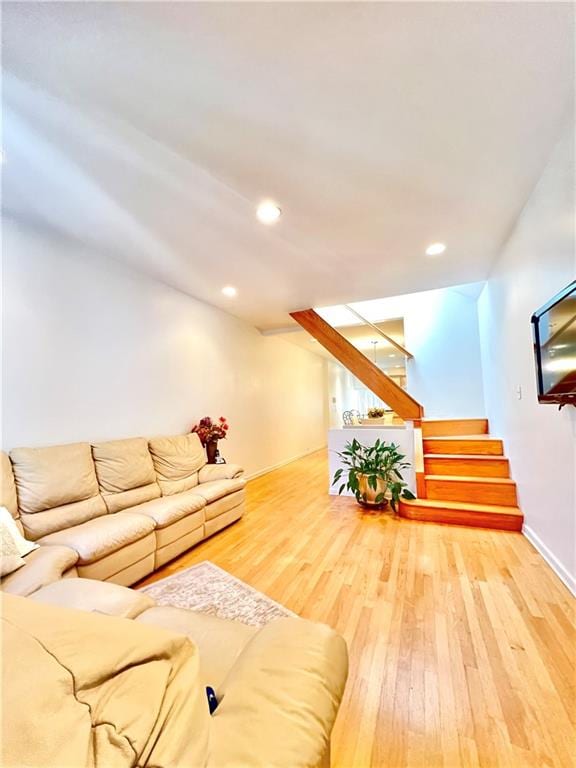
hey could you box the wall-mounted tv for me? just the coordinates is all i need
[531,281,576,407]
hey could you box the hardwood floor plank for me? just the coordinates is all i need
[139,450,575,767]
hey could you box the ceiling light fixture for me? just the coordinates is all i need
[222,286,237,298]
[426,242,446,256]
[256,200,282,225]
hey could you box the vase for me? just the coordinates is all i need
[206,440,219,464]
[357,474,389,508]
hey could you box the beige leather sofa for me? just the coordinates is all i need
[4,432,245,586]
[3,586,348,767]
[1,442,349,767]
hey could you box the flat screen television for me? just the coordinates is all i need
[531,280,576,406]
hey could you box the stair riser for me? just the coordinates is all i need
[422,419,489,437]
[424,457,509,478]
[426,479,518,506]
[398,501,523,532]
[423,439,504,456]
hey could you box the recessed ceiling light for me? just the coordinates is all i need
[426,242,446,256]
[222,286,237,298]
[389,354,396,358]
[256,201,282,225]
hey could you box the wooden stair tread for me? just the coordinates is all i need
[423,453,507,460]
[424,435,500,441]
[421,418,489,437]
[421,418,487,422]
[425,474,516,485]
[401,498,523,516]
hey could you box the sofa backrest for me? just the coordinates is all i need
[10,443,107,540]
[1,451,22,534]
[148,434,207,496]
[92,437,161,513]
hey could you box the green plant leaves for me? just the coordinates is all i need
[330,439,414,504]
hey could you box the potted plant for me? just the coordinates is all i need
[359,406,392,426]
[191,416,229,463]
[332,438,416,510]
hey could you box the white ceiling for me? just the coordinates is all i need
[2,2,574,330]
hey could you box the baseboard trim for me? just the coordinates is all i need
[523,524,576,596]
[245,445,327,481]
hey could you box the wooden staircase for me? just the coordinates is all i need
[399,418,523,531]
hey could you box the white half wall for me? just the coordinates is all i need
[1,219,327,478]
[478,123,576,594]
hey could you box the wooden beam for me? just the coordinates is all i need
[290,308,424,420]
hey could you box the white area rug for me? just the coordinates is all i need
[140,561,296,627]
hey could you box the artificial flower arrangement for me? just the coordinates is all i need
[191,416,229,445]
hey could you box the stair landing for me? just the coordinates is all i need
[400,418,523,531]
[399,497,523,532]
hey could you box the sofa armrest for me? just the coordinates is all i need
[209,617,348,768]
[30,577,156,619]
[0,545,78,596]
[198,463,244,484]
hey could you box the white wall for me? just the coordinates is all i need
[478,123,576,593]
[1,219,327,478]
[403,286,485,418]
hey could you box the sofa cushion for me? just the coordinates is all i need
[0,545,78,596]
[136,606,257,689]
[92,437,161,513]
[148,434,206,496]
[10,443,107,539]
[18,497,107,542]
[126,490,206,529]
[192,477,246,505]
[30,577,156,619]
[38,512,155,564]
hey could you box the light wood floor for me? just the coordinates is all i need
[142,450,575,767]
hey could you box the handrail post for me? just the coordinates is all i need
[411,418,427,498]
